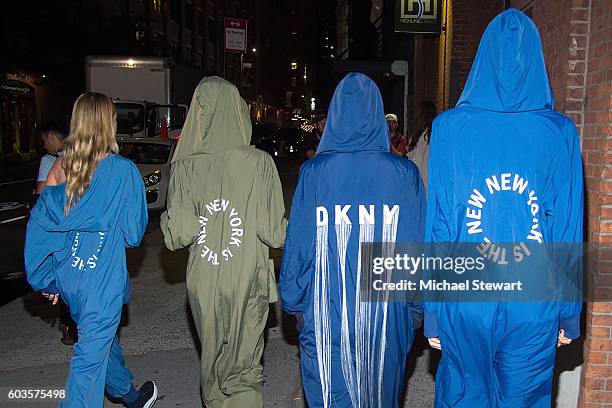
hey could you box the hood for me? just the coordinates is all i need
[457,8,554,112]
[172,76,252,161]
[317,73,389,154]
[31,155,125,232]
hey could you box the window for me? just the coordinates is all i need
[208,17,217,44]
[185,0,194,31]
[291,77,297,87]
[153,0,163,14]
[171,0,181,22]
[183,47,192,63]
[150,105,187,134]
[135,29,146,42]
[291,60,298,70]
[119,143,172,164]
[198,10,205,37]
[115,103,145,134]
[206,55,215,71]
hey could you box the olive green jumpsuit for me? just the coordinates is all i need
[161,77,286,407]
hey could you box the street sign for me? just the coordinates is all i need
[395,0,443,33]
[391,60,409,76]
[224,18,247,53]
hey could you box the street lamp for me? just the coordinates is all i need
[252,48,257,53]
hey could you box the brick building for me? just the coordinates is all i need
[412,0,610,406]
[98,0,268,103]
[506,1,612,406]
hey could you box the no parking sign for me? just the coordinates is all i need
[224,18,247,53]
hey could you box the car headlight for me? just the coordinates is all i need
[143,170,161,187]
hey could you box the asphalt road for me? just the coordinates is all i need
[0,178,35,306]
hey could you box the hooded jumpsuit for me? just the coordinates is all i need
[280,73,425,408]
[424,9,583,407]
[25,155,148,407]
[160,77,286,408]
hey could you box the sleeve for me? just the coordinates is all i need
[118,163,149,248]
[24,198,65,292]
[554,121,584,340]
[256,155,287,248]
[423,116,453,338]
[407,164,426,328]
[279,164,316,314]
[37,155,54,182]
[160,159,200,251]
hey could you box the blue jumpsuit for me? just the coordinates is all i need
[280,73,425,408]
[25,154,148,407]
[424,9,583,408]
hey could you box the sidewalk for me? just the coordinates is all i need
[0,230,579,407]
[0,231,310,407]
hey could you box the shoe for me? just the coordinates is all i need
[59,324,77,346]
[126,381,157,408]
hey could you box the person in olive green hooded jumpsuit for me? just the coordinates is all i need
[161,77,286,407]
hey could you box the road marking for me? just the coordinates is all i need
[2,271,25,280]
[0,179,35,186]
[0,215,27,224]
[0,202,26,212]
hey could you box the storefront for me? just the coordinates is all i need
[0,78,36,156]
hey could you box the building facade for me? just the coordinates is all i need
[409,0,611,406]
[505,1,611,406]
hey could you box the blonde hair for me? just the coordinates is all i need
[63,92,118,213]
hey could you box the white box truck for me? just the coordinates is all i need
[85,56,203,138]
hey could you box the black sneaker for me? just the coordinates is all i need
[126,381,157,408]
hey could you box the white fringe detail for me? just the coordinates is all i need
[355,221,374,407]
[314,222,331,408]
[315,205,399,408]
[336,221,356,407]
[378,205,399,407]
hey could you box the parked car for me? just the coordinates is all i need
[118,137,177,210]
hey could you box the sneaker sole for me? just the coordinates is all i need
[143,381,158,408]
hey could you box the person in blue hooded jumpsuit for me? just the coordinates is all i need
[25,94,153,407]
[280,73,425,408]
[424,9,583,407]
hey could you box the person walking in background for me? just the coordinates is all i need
[407,101,437,196]
[424,9,582,407]
[34,121,78,346]
[25,92,157,408]
[304,113,327,159]
[36,122,67,194]
[281,73,425,407]
[385,113,407,156]
[161,77,286,408]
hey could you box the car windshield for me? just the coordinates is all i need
[116,103,145,134]
[118,142,171,164]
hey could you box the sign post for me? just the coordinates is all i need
[395,0,443,33]
[391,60,410,139]
[224,18,247,87]
[224,18,247,52]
